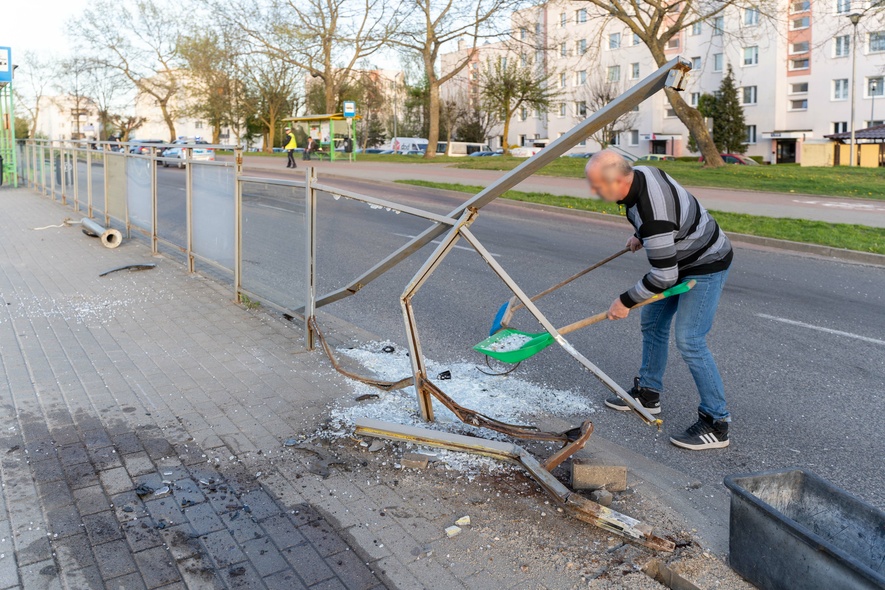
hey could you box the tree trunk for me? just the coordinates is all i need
[159,101,176,142]
[502,111,512,155]
[424,79,440,159]
[665,88,723,167]
[30,106,41,138]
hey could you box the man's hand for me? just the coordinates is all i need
[607,298,630,320]
[626,236,643,252]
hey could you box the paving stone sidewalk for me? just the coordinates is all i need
[0,187,389,589]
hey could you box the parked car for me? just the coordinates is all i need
[129,139,165,155]
[636,154,676,162]
[400,149,426,156]
[699,153,760,165]
[567,152,594,159]
[160,146,216,168]
[364,148,387,154]
[468,151,496,157]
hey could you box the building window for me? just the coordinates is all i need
[791,16,810,30]
[790,82,809,94]
[691,21,703,35]
[713,53,724,72]
[868,77,884,97]
[791,41,809,54]
[633,33,641,46]
[520,53,527,67]
[791,1,810,11]
[560,72,567,88]
[558,103,566,118]
[745,125,757,144]
[665,107,677,118]
[742,86,758,105]
[520,27,527,40]
[576,8,587,23]
[560,42,567,57]
[866,119,885,127]
[577,39,587,54]
[611,133,621,146]
[790,99,808,110]
[195,121,203,129]
[870,32,885,53]
[629,130,640,146]
[499,56,507,68]
[575,101,587,117]
[520,107,527,121]
[576,70,587,85]
[519,134,526,146]
[609,32,621,49]
[667,36,680,49]
[836,0,851,14]
[691,92,700,106]
[607,65,621,82]
[744,8,759,26]
[743,46,759,66]
[833,121,848,133]
[833,78,850,100]
[691,56,702,70]
[790,58,810,70]
[630,62,640,79]
[712,16,724,36]
[560,12,567,27]
[835,35,850,57]
[535,23,541,36]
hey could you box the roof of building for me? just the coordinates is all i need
[283,113,362,122]
[824,124,885,143]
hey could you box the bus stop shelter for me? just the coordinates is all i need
[283,113,361,162]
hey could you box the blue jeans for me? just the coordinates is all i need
[638,269,730,421]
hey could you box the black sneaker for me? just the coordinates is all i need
[604,377,661,415]
[670,411,730,450]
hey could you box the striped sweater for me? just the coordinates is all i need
[618,166,733,308]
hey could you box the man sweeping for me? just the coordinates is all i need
[584,150,733,450]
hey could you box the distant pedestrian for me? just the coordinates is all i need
[283,127,297,169]
[585,150,734,451]
[303,137,313,161]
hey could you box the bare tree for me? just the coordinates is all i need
[577,1,778,167]
[241,56,301,151]
[392,0,517,158]
[53,58,96,139]
[82,60,129,140]
[71,0,184,141]
[575,73,637,149]
[12,51,56,138]
[214,0,395,114]
[478,56,560,154]
[112,115,147,141]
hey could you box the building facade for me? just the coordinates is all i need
[441,0,885,163]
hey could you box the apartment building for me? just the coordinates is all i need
[34,95,101,140]
[441,1,885,163]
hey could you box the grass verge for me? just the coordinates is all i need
[396,179,885,255]
[447,157,885,201]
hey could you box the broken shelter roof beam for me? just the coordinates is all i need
[313,56,692,309]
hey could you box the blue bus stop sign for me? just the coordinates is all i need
[0,48,12,83]
[343,101,356,118]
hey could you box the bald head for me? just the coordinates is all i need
[585,150,635,202]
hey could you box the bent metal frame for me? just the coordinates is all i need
[314,56,691,428]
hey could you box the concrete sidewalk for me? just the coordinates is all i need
[236,155,885,228]
[0,187,750,589]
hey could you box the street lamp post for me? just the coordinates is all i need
[848,12,862,166]
[872,80,878,126]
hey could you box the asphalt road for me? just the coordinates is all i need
[67,159,885,512]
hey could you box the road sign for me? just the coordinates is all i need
[343,101,356,118]
[0,48,12,83]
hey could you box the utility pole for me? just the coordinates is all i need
[848,12,862,166]
[872,79,878,126]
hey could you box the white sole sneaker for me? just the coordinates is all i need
[669,436,730,450]
[604,398,662,415]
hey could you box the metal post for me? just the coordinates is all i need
[49,142,56,200]
[234,147,243,299]
[304,166,317,351]
[849,13,861,167]
[872,80,878,126]
[150,147,158,253]
[72,143,79,211]
[61,144,67,206]
[103,148,110,227]
[186,146,194,272]
[86,145,93,217]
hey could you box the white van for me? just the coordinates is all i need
[436,141,492,156]
[387,137,429,154]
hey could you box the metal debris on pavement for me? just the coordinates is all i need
[445,525,462,538]
[437,370,452,380]
[98,263,157,277]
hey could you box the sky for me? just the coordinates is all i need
[4,0,92,60]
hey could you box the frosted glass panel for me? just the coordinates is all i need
[192,164,235,269]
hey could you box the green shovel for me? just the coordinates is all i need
[474,280,697,364]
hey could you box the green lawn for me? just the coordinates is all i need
[396,180,885,255]
[448,157,885,201]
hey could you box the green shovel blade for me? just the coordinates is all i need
[474,280,696,364]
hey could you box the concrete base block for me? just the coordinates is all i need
[571,459,627,492]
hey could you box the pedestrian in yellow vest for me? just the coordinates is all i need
[284,127,297,169]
